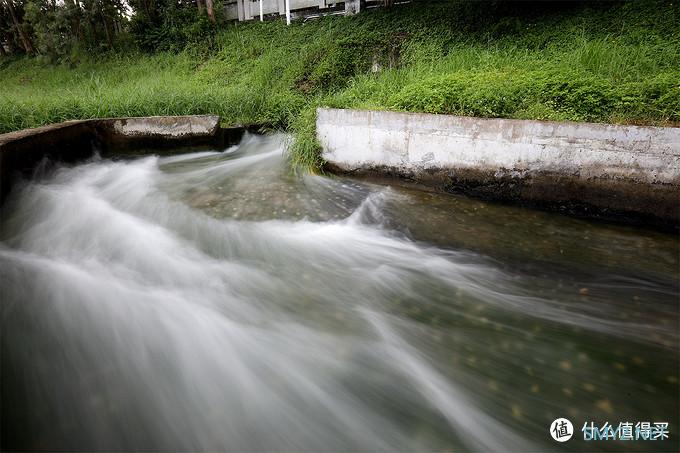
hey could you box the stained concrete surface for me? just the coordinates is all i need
[0,115,242,200]
[317,108,680,229]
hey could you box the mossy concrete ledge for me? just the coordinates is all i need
[0,115,243,200]
[317,108,680,229]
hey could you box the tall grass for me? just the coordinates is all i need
[1,0,678,170]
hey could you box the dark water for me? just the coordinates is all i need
[1,133,678,452]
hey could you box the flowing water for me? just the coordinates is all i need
[1,133,678,452]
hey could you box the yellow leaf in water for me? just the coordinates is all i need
[631,356,644,366]
[583,382,596,392]
[596,399,613,414]
[614,363,627,371]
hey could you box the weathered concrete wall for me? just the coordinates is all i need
[0,120,97,201]
[95,115,235,149]
[317,108,680,228]
[109,115,220,139]
[0,115,243,200]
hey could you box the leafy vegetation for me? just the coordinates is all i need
[1,0,678,170]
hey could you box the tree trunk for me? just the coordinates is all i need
[197,0,205,15]
[98,1,113,49]
[0,39,7,56]
[3,30,18,54]
[101,13,113,49]
[67,0,83,45]
[205,0,216,24]
[5,0,34,54]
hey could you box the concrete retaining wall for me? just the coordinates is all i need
[317,108,680,228]
[108,115,220,139]
[94,115,237,149]
[0,115,243,200]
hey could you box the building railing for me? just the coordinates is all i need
[225,0,388,22]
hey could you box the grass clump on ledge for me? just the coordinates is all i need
[0,0,678,171]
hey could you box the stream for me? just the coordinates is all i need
[1,133,678,451]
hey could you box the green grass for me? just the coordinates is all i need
[1,0,678,170]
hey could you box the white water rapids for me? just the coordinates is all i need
[1,134,678,452]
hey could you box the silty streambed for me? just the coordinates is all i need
[1,133,678,451]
